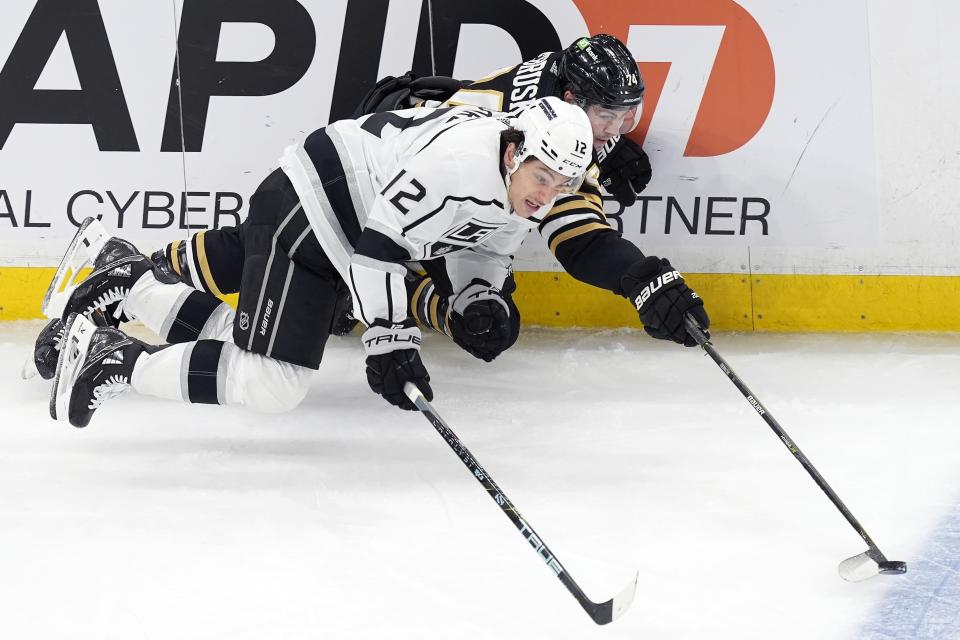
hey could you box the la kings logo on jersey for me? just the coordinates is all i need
[426,220,504,258]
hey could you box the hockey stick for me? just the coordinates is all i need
[683,315,907,582]
[403,382,638,625]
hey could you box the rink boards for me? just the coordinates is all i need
[3,266,959,332]
[1,1,957,331]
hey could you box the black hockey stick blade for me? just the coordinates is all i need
[589,571,639,624]
[403,382,638,625]
[838,549,908,582]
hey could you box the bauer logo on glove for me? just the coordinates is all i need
[632,269,682,311]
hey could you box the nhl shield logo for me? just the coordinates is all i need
[238,311,250,331]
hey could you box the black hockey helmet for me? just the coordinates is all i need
[558,34,644,109]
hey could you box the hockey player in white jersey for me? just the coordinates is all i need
[45,97,594,426]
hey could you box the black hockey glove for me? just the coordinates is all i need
[621,257,710,347]
[362,321,433,411]
[447,279,519,362]
[598,136,652,207]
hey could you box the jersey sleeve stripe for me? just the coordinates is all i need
[170,239,183,276]
[194,231,225,298]
[540,212,609,240]
[351,253,408,276]
[385,272,394,322]
[546,197,603,216]
[411,277,432,326]
[548,222,614,254]
[429,291,442,332]
[347,266,370,326]
[545,217,609,248]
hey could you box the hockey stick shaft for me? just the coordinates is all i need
[683,316,888,558]
[403,382,636,625]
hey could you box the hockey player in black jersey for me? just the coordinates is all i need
[44,98,597,426]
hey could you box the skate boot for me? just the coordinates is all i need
[43,217,173,328]
[50,313,153,428]
[60,237,162,328]
[23,314,115,380]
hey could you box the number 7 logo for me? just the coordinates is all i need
[573,0,775,157]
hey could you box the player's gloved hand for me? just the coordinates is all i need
[621,256,710,347]
[447,278,519,362]
[362,321,433,410]
[598,136,652,207]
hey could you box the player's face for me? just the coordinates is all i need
[507,158,574,218]
[583,104,633,150]
[562,90,634,150]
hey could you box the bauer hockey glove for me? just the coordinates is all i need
[621,257,710,347]
[447,278,520,362]
[362,321,433,411]
[598,136,652,207]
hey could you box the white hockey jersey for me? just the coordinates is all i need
[279,106,545,328]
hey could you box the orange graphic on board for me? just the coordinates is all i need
[572,0,775,157]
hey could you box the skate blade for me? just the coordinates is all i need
[50,313,97,422]
[21,354,39,380]
[42,217,111,319]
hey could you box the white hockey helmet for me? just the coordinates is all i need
[509,96,593,193]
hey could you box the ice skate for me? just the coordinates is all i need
[50,313,152,428]
[43,217,175,327]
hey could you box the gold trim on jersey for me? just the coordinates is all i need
[581,189,603,209]
[429,294,442,333]
[548,222,612,254]
[170,239,182,276]
[544,198,604,219]
[195,231,225,298]
[411,277,432,326]
[445,88,504,111]
[471,65,516,84]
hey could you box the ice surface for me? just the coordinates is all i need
[1,321,958,639]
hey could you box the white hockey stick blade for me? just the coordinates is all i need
[839,550,882,582]
[50,314,96,421]
[608,571,639,623]
[838,549,907,582]
[42,217,111,319]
